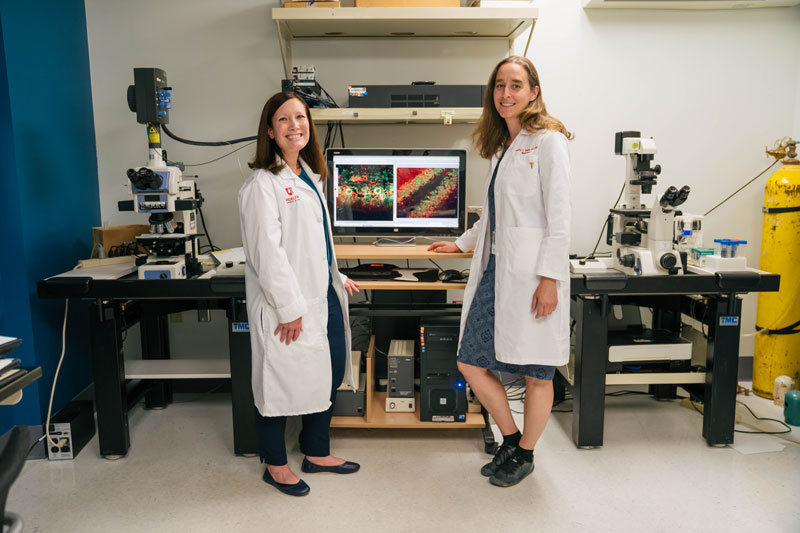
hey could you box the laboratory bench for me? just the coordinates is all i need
[37,250,779,457]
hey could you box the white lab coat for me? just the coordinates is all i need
[239,158,353,417]
[455,129,571,366]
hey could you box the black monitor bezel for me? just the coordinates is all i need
[325,148,467,237]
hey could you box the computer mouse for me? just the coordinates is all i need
[439,269,465,282]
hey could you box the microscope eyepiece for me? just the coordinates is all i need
[126,167,163,191]
[671,185,691,207]
[660,186,678,207]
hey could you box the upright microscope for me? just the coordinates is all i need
[119,68,203,279]
[607,131,690,276]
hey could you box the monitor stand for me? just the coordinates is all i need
[373,237,416,247]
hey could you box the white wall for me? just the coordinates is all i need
[85,0,800,357]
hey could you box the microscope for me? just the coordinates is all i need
[607,131,690,276]
[119,68,203,279]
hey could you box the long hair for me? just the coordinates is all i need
[249,92,327,180]
[472,56,573,160]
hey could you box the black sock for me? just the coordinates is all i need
[502,431,521,448]
[515,445,533,462]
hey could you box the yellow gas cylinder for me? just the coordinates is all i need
[753,139,800,398]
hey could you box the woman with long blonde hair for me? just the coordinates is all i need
[429,56,572,487]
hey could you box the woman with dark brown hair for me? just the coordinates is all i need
[239,92,360,496]
[429,56,572,487]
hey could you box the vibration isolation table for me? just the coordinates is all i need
[565,268,779,448]
[37,250,779,457]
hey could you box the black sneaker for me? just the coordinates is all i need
[489,453,534,487]
[480,443,517,477]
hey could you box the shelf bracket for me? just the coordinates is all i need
[523,20,535,57]
[275,20,292,79]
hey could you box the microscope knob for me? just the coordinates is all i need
[659,253,678,270]
[620,254,636,268]
[653,164,662,174]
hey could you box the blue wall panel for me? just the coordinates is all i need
[0,0,100,435]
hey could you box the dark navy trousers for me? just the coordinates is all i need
[254,284,346,465]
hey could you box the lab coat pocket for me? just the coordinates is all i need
[264,297,327,356]
[508,227,545,275]
[259,297,332,415]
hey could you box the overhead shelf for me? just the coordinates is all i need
[583,0,799,8]
[272,7,537,39]
[272,6,538,77]
[311,107,483,124]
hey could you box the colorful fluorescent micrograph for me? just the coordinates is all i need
[396,168,458,219]
[335,165,394,221]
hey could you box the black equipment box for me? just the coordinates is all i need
[129,67,170,125]
[348,84,485,108]
[333,373,367,417]
[419,317,467,422]
[46,400,95,460]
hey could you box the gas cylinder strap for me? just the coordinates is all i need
[762,205,800,214]
[755,318,800,335]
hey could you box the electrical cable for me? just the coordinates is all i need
[586,179,626,260]
[703,160,779,217]
[428,258,444,272]
[688,398,793,436]
[197,204,219,253]
[161,124,255,147]
[184,141,256,167]
[26,434,47,458]
[45,300,70,448]
[734,401,792,435]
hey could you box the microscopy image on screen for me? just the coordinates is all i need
[396,168,459,219]
[335,164,394,221]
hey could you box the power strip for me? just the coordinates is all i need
[47,423,74,460]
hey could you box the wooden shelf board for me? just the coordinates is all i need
[354,280,465,290]
[311,107,482,124]
[125,359,231,379]
[332,391,483,428]
[272,7,537,40]
[334,243,471,260]
[605,372,706,386]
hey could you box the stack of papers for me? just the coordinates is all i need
[0,367,27,389]
[0,336,21,357]
[0,358,20,373]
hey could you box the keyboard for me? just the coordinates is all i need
[340,263,401,281]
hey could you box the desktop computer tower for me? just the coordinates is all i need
[419,317,467,422]
[372,290,445,391]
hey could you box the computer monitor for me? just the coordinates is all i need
[326,148,467,237]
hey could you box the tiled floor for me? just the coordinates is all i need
[8,386,800,532]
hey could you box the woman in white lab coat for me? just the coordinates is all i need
[429,56,572,487]
[239,92,361,497]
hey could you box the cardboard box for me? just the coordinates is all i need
[91,224,150,255]
[282,1,342,7]
[355,0,460,6]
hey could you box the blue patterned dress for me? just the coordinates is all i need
[457,148,556,380]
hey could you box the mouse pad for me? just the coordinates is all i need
[393,268,439,282]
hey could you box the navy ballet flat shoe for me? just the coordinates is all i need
[301,457,360,474]
[262,467,310,497]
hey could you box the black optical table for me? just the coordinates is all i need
[565,269,779,448]
[38,268,778,457]
[37,274,255,458]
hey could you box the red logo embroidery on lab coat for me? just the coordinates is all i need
[285,186,300,205]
